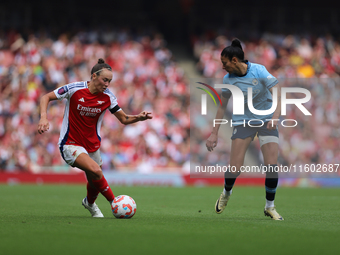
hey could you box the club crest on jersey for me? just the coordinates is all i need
[97,101,105,105]
[252,79,258,85]
[58,86,68,95]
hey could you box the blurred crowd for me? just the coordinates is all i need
[0,28,190,173]
[193,32,340,175]
[194,32,340,79]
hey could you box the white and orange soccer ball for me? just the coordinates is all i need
[111,195,137,218]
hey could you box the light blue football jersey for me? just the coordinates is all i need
[222,61,278,126]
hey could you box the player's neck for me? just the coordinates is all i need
[235,62,248,76]
[88,81,99,94]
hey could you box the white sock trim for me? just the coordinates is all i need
[223,188,232,196]
[265,200,274,208]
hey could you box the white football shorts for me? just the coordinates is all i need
[60,145,103,167]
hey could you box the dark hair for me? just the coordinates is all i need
[91,58,112,75]
[221,39,246,62]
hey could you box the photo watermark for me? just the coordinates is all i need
[198,82,311,127]
[190,78,340,180]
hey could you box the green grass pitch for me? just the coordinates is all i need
[0,185,339,255]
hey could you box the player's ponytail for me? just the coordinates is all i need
[221,38,246,62]
[231,39,243,51]
[97,58,105,64]
[91,58,112,76]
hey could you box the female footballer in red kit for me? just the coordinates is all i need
[38,58,152,217]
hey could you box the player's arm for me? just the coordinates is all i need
[267,83,281,130]
[38,91,58,134]
[114,109,153,125]
[206,95,229,152]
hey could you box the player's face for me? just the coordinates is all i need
[221,56,237,74]
[93,69,113,92]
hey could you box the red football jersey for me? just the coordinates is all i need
[54,81,120,153]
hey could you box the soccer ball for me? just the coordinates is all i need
[111,195,137,218]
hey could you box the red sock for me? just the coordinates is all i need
[91,176,115,202]
[86,182,100,204]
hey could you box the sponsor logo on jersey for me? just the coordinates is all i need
[58,86,68,95]
[79,98,85,102]
[77,104,102,117]
[77,104,102,113]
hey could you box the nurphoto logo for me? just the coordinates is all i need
[197,82,312,127]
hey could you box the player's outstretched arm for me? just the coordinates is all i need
[114,110,153,125]
[206,96,229,152]
[38,91,58,134]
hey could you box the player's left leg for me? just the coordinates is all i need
[74,154,115,218]
[73,153,115,203]
[260,139,284,220]
[87,149,114,204]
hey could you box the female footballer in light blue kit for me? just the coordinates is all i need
[206,39,283,220]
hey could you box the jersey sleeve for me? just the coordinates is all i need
[53,81,86,100]
[258,65,278,89]
[221,75,232,98]
[105,89,121,114]
[54,84,71,100]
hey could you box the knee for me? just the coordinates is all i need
[87,165,103,180]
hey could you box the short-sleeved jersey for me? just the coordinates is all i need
[54,81,121,153]
[222,61,278,126]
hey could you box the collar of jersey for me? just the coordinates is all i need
[235,60,250,77]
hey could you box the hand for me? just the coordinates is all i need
[138,111,153,121]
[266,119,279,130]
[38,118,50,134]
[206,133,218,152]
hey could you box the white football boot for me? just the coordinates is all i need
[82,197,104,218]
[215,191,230,214]
[264,207,284,220]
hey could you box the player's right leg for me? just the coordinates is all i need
[60,145,113,217]
[215,136,252,214]
[73,153,115,216]
[73,154,106,217]
[60,145,104,217]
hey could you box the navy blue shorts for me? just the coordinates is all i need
[231,122,279,140]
